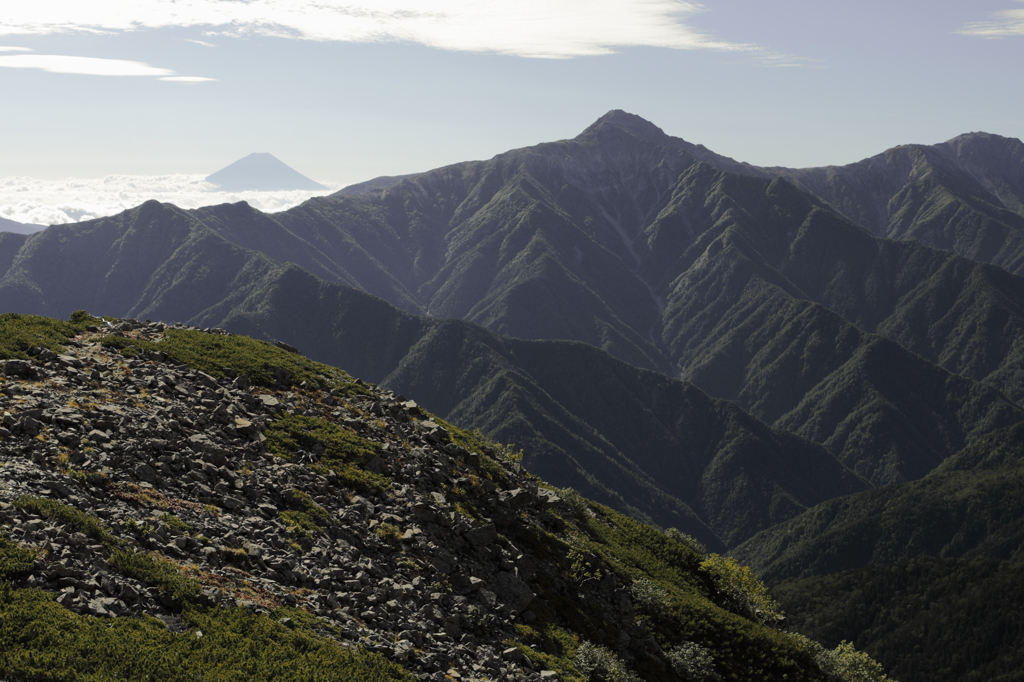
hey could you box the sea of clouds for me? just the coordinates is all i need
[0,174,342,228]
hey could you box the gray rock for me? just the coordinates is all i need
[134,464,158,483]
[195,371,220,389]
[57,354,84,369]
[536,489,562,509]
[463,524,498,547]
[187,433,217,453]
[87,429,111,444]
[222,495,246,510]
[502,488,534,509]
[393,639,415,659]
[494,571,535,614]
[516,554,540,580]
[3,359,36,378]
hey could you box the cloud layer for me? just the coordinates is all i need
[0,174,339,226]
[1,0,745,58]
[959,3,1024,38]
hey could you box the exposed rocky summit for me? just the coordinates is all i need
[0,320,571,679]
[0,314,891,681]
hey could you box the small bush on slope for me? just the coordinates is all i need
[0,535,35,581]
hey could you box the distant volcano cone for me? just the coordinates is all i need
[206,153,328,192]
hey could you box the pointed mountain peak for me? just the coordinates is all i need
[576,110,675,146]
[206,153,328,192]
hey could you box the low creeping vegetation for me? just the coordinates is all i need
[0,311,102,360]
[99,326,363,393]
[0,585,413,682]
[265,413,389,495]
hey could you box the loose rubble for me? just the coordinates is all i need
[0,319,662,682]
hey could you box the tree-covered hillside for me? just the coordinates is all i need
[731,423,1024,682]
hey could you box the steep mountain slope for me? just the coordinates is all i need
[730,423,1024,682]
[0,201,277,324]
[185,115,1024,399]
[15,115,1024,417]
[776,201,1024,403]
[0,231,27,275]
[644,163,1024,404]
[184,112,771,374]
[195,118,693,373]
[639,168,1024,482]
[732,445,1024,581]
[773,556,1024,682]
[0,313,890,682]
[200,120,1024,381]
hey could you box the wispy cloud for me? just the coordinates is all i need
[0,46,33,52]
[159,75,216,82]
[0,48,214,80]
[958,2,1024,38]
[0,0,751,59]
[0,174,341,226]
[0,53,175,76]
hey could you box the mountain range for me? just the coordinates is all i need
[3,110,1024,681]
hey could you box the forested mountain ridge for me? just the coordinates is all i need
[4,113,1024,506]
[191,114,1024,414]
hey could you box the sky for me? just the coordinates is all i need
[2,0,1023,224]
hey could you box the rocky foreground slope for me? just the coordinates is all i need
[0,313,891,682]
